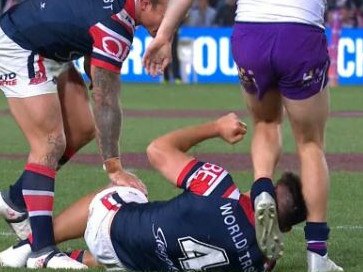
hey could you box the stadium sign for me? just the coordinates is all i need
[333,29,363,85]
[75,27,363,85]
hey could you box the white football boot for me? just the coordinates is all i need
[27,248,87,269]
[0,190,31,240]
[254,192,284,260]
[307,251,344,272]
[0,241,31,267]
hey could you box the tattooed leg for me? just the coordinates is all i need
[6,93,66,254]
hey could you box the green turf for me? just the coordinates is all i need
[0,84,362,271]
[1,115,363,154]
[1,85,363,154]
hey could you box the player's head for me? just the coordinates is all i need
[275,172,307,232]
[136,0,168,37]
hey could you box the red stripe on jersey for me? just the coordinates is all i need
[23,195,54,212]
[189,178,212,196]
[188,163,225,196]
[89,25,128,68]
[177,159,198,188]
[111,14,133,36]
[91,58,121,73]
[239,194,254,226]
[222,184,237,199]
[124,0,136,20]
[37,56,46,78]
[25,163,56,179]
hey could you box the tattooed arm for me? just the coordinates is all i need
[90,65,121,161]
[90,66,147,194]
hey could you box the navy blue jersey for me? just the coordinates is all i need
[0,0,136,72]
[110,159,266,272]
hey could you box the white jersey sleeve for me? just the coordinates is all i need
[235,0,327,29]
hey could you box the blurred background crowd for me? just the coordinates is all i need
[327,0,363,27]
[1,0,361,86]
[1,0,363,28]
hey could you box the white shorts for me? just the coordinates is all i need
[84,186,148,270]
[0,27,69,98]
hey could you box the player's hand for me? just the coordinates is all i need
[108,170,148,196]
[142,35,172,76]
[215,113,247,144]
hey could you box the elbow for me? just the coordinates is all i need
[146,140,166,171]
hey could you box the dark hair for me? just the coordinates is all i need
[276,172,307,230]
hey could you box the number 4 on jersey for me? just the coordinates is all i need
[178,237,229,270]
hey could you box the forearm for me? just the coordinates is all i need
[90,67,122,162]
[148,113,245,185]
[156,0,193,41]
[147,120,218,184]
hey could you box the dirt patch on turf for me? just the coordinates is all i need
[1,108,362,172]
[1,153,362,172]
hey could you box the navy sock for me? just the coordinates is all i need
[56,146,75,170]
[305,222,329,256]
[250,177,275,209]
[65,249,85,263]
[14,238,30,249]
[8,173,26,210]
[22,163,56,252]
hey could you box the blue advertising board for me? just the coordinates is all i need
[327,28,363,85]
[75,26,363,85]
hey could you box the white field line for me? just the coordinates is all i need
[0,225,362,237]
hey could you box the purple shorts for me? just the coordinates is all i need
[231,23,330,100]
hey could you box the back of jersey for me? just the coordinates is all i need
[235,0,326,28]
[110,160,266,272]
[111,194,265,272]
[0,0,125,61]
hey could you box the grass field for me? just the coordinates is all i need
[0,84,362,271]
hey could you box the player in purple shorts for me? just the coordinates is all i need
[0,113,308,271]
[141,1,344,271]
[230,1,343,271]
[0,0,167,268]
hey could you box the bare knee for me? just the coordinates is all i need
[293,123,326,152]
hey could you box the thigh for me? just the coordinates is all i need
[282,86,330,145]
[7,93,65,167]
[244,87,283,123]
[57,64,95,147]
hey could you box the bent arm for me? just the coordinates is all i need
[90,66,147,193]
[147,113,247,185]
